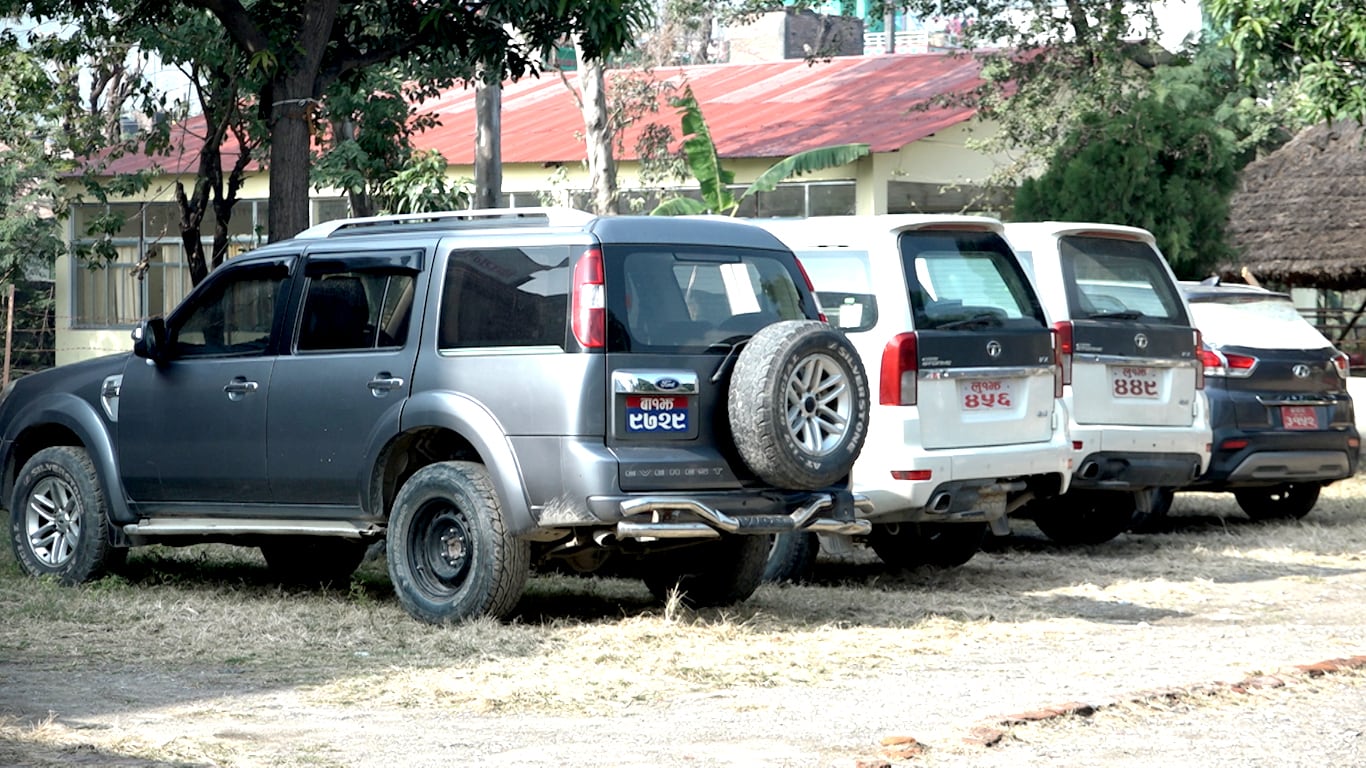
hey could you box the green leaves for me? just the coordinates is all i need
[655,86,867,216]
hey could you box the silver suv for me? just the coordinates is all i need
[1,209,871,623]
[756,215,1070,574]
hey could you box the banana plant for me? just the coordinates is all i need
[652,85,870,216]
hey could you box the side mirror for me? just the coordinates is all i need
[132,317,167,364]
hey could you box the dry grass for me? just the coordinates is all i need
[2,477,1365,766]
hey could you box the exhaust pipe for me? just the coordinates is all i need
[1078,460,1100,480]
[929,492,953,513]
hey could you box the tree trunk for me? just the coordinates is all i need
[474,71,503,209]
[574,37,618,216]
[266,83,315,241]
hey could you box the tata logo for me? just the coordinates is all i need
[656,377,680,391]
[986,340,1003,359]
[1134,333,1149,350]
[1292,364,1312,379]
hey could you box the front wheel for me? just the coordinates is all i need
[386,461,530,623]
[641,534,769,607]
[8,446,120,585]
[1235,483,1321,521]
[1030,490,1137,546]
[867,522,986,569]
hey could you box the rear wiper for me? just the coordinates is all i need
[709,337,749,383]
[938,312,1003,330]
[1086,310,1144,321]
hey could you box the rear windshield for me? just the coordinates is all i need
[1059,236,1188,324]
[899,231,1047,331]
[604,245,813,353]
[795,250,878,332]
[1189,296,1331,350]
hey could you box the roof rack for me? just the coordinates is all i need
[294,207,597,239]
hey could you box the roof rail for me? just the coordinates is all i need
[294,207,597,239]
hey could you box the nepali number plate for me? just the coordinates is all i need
[626,395,690,433]
[1110,366,1161,399]
[1281,406,1319,431]
[959,379,1015,411]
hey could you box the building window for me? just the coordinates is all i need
[71,200,266,328]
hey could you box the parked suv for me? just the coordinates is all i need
[756,215,1070,574]
[1004,222,1211,544]
[1,208,871,623]
[1175,280,1358,520]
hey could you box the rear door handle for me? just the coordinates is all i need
[223,378,259,400]
[368,374,405,394]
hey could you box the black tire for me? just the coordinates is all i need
[763,531,819,583]
[8,446,120,585]
[867,522,986,569]
[261,537,370,586]
[729,320,869,490]
[1235,483,1321,521]
[641,534,769,607]
[1030,489,1136,546]
[386,461,530,623]
[1129,487,1176,533]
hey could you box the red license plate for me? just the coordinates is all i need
[626,395,690,433]
[1281,406,1319,430]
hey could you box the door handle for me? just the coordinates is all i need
[223,378,259,400]
[367,374,405,393]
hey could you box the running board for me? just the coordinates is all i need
[122,518,382,538]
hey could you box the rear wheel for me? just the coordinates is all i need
[641,534,769,607]
[1030,490,1137,545]
[1235,483,1321,521]
[867,522,986,569]
[261,537,370,586]
[386,461,530,623]
[730,321,869,490]
[8,446,120,585]
[763,531,820,583]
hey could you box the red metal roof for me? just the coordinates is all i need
[420,53,984,164]
[90,52,983,175]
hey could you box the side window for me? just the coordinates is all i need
[798,250,878,332]
[297,271,416,352]
[439,246,571,349]
[173,266,287,358]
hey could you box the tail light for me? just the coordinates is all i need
[1332,351,1350,379]
[1199,343,1256,378]
[879,332,918,405]
[1194,329,1204,390]
[794,257,828,323]
[571,248,605,349]
[1052,321,1073,393]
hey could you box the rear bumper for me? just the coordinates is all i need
[590,490,873,541]
[1190,428,1359,488]
[1068,421,1212,490]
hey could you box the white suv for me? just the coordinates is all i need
[756,215,1071,574]
[1004,222,1211,544]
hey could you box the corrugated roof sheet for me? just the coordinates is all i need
[89,52,983,175]
[422,53,983,164]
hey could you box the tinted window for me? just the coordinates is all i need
[173,265,287,358]
[796,250,878,332]
[296,271,415,351]
[1059,236,1187,323]
[440,246,571,349]
[899,231,1045,331]
[605,245,811,352]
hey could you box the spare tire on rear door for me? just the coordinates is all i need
[729,320,869,490]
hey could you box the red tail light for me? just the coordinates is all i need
[879,332,919,406]
[571,248,605,349]
[1332,351,1350,379]
[1194,330,1204,390]
[1052,320,1073,391]
[1199,341,1256,379]
[794,257,828,323]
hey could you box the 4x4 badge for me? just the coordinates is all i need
[986,340,1002,358]
[1134,333,1149,350]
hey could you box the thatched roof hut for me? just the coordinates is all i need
[1225,121,1366,291]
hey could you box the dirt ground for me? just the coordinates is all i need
[3,478,1366,768]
